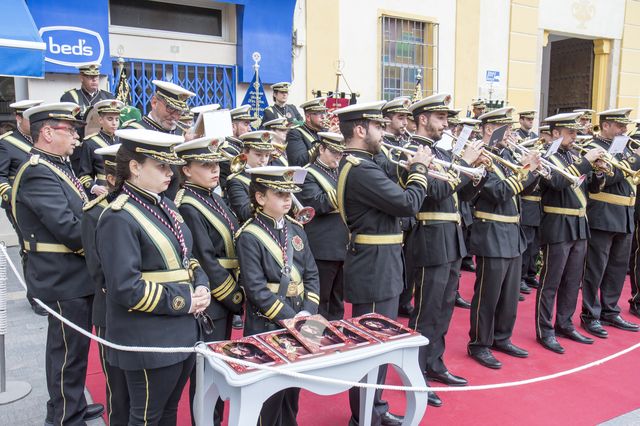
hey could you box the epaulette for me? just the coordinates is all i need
[63,88,76,94]
[0,131,12,140]
[29,155,40,166]
[110,193,129,211]
[234,218,254,239]
[83,192,109,212]
[174,188,185,207]
[285,215,303,228]
[345,155,361,166]
[83,132,99,141]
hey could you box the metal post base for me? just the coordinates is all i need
[0,381,32,404]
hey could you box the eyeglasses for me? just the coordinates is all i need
[160,98,182,115]
[49,125,78,136]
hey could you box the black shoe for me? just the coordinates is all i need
[519,281,532,294]
[555,327,594,344]
[426,370,468,386]
[518,294,525,302]
[455,293,471,309]
[580,318,608,338]
[525,277,540,288]
[467,347,502,369]
[492,341,528,358]
[31,302,48,316]
[537,336,565,354]
[461,260,476,272]
[381,411,404,425]
[398,304,414,318]
[84,403,105,421]
[630,305,640,319]
[232,314,243,329]
[427,392,442,407]
[601,315,640,332]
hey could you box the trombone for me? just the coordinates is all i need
[381,142,485,184]
[442,130,530,181]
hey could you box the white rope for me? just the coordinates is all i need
[2,243,639,393]
[0,242,7,335]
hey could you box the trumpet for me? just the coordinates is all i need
[505,138,585,188]
[574,145,640,184]
[219,150,247,174]
[381,142,485,184]
[291,194,315,224]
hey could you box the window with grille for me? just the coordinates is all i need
[111,59,236,115]
[381,16,438,101]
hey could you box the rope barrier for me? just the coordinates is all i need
[2,243,639,393]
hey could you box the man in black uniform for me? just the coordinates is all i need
[378,97,411,182]
[78,99,124,198]
[299,132,348,320]
[536,112,604,353]
[124,80,195,199]
[286,97,327,166]
[399,94,485,405]
[516,110,538,140]
[468,107,541,369]
[0,99,45,315]
[581,108,640,337]
[261,82,303,126]
[470,99,486,120]
[14,102,104,425]
[334,100,433,426]
[60,63,115,174]
[574,109,595,136]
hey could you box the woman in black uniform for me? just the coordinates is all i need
[173,136,244,425]
[96,128,211,425]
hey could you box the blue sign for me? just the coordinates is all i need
[241,71,268,128]
[27,0,111,76]
[485,70,500,82]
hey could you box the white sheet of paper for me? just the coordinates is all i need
[544,137,563,158]
[452,125,473,156]
[608,135,630,155]
[194,109,233,138]
[436,132,454,151]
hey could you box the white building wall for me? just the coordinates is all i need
[476,0,510,103]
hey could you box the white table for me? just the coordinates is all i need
[193,334,429,426]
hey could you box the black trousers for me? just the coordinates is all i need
[190,314,232,426]
[628,223,640,308]
[316,260,345,320]
[582,229,632,321]
[535,240,587,338]
[96,326,130,426]
[348,297,399,426]
[521,225,539,281]
[44,296,93,426]
[125,354,195,426]
[409,260,461,374]
[468,256,521,349]
[259,388,300,426]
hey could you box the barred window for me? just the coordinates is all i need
[381,16,438,101]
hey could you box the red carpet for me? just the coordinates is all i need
[86,271,640,425]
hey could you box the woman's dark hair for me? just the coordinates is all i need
[249,180,269,215]
[114,144,147,193]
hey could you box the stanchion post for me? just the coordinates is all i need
[0,241,31,404]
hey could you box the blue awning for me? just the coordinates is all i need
[0,0,45,78]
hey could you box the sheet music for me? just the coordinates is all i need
[452,125,473,156]
[608,135,630,155]
[544,137,563,158]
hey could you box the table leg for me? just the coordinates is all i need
[194,355,219,426]
[392,348,428,426]
[359,367,379,426]
[228,387,264,426]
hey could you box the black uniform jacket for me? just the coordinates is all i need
[60,88,114,118]
[96,182,209,370]
[539,148,603,245]
[78,130,115,191]
[469,149,539,258]
[176,184,244,321]
[261,104,302,126]
[12,148,91,301]
[236,211,320,335]
[219,136,243,190]
[0,130,32,209]
[337,148,428,303]
[226,170,252,223]
[584,136,640,234]
[285,124,320,166]
[299,160,348,261]
[81,192,113,327]
[398,136,485,267]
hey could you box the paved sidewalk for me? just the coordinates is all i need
[0,246,104,426]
